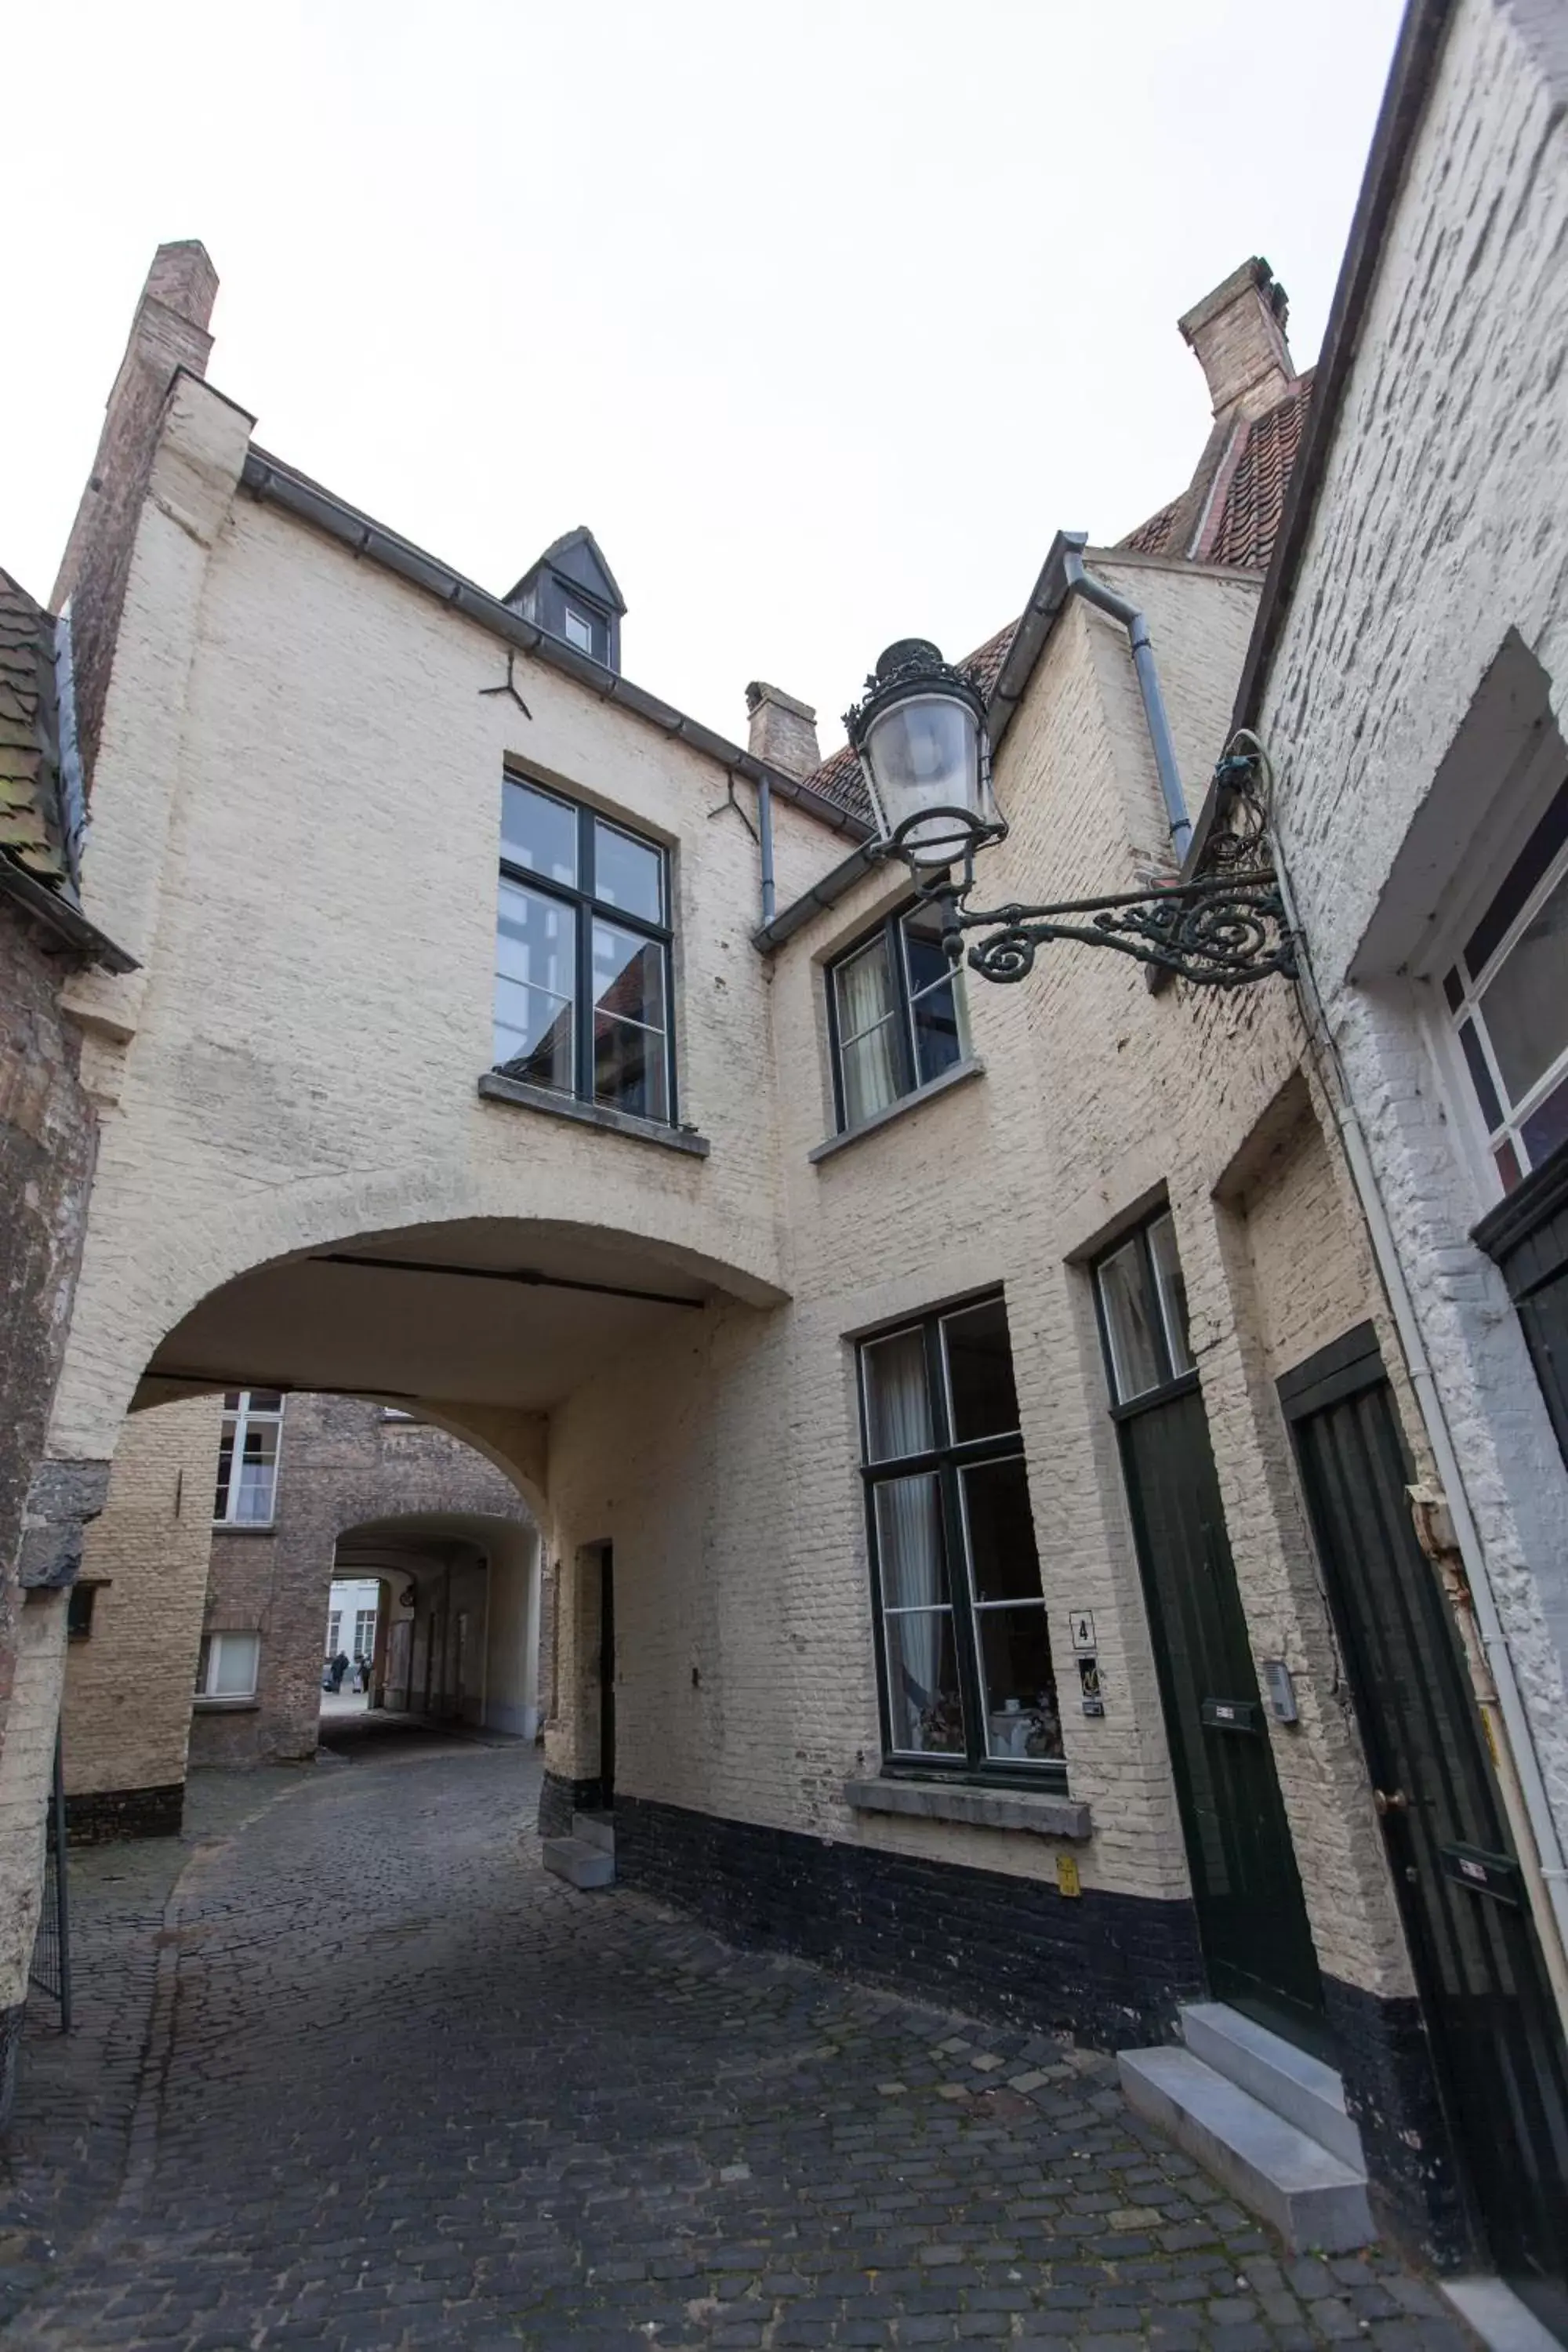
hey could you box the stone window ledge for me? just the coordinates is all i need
[843,1777,1092,1841]
[478,1071,710,1156]
[211,1523,277,1538]
[194,1697,260,1712]
[810,1058,985,1164]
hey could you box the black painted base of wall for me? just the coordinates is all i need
[538,1770,606,1839]
[65,1782,184,1845]
[1323,1976,1473,2271]
[614,1790,1205,2049]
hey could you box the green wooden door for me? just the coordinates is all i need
[1283,1326,1568,2334]
[1097,1215,1326,2048]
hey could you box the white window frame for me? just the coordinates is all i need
[195,1630,260,1704]
[213,1391,284,1526]
[326,1610,341,1658]
[353,1609,377,1659]
[561,601,596,655]
[1438,817,1568,1197]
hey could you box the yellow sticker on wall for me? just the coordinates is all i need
[1056,1853,1081,1899]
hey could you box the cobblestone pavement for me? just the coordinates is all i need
[2,1744,1468,2351]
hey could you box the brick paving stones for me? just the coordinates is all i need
[0,1745,1468,2350]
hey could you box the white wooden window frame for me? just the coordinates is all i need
[195,1630,260,1703]
[213,1391,285,1526]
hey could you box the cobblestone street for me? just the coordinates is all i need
[1,1744,1466,2351]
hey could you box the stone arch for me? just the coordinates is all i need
[49,1165,788,1466]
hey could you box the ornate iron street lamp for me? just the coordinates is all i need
[845,639,1294,989]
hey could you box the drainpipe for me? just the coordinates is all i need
[1264,809,1568,1971]
[757,775,777,927]
[1063,542,1192,859]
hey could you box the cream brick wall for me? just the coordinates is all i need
[535,550,1421,1998]
[1258,0,1568,1838]
[62,1396,223,1797]
[0,1592,67,2003]
[31,343,1447,2015]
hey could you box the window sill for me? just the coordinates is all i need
[809,1057,985,1164]
[211,1523,277,1537]
[478,1072,710,1156]
[843,1776,1092,1841]
[194,1696,260,1712]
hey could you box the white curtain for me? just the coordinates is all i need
[837,942,900,1125]
[877,1475,951,1749]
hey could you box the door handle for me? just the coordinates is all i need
[1373,1788,1409,1817]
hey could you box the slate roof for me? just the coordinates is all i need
[797,375,1313,823]
[0,569,71,889]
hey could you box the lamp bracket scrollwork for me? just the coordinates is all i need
[923,749,1296,991]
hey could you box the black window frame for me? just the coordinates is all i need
[825,898,970,1135]
[856,1291,1065,1790]
[493,774,677,1128]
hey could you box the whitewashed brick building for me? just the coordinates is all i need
[5,0,1567,2314]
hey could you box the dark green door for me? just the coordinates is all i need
[1282,1325,1568,2336]
[1096,1215,1326,2048]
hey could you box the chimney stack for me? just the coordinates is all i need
[1178,257,1295,421]
[52,241,220,784]
[746,681,822,779]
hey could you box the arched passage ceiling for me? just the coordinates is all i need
[137,1217,727,1413]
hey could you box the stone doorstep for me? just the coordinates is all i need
[1440,2275,1568,2352]
[1117,2043,1376,2256]
[1181,1999,1366,2171]
[572,1810,615,1855]
[542,1835,615,1890]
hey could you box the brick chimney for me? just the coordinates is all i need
[52,241,220,784]
[1178,257,1295,422]
[745,681,821,779]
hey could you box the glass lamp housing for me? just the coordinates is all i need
[848,641,996,870]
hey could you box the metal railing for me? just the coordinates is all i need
[27,1729,72,2031]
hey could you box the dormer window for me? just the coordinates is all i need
[503,528,626,675]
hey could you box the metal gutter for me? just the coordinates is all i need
[1228,0,1455,734]
[0,855,137,971]
[239,449,872,850]
[986,530,1081,755]
[752,838,884,953]
[1062,542,1192,858]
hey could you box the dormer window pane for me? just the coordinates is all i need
[501,778,578,886]
[562,603,596,655]
[594,820,663,924]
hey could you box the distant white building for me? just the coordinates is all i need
[325,1578,379,1675]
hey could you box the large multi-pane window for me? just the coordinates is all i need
[827,902,970,1132]
[213,1392,284,1526]
[354,1609,377,1660]
[858,1295,1062,1777]
[1443,776,1568,1193]
[492,775,673,1126]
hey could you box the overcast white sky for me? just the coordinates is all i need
[5,1,1403,755]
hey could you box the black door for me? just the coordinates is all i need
[1096,1215,1326,2047]
[1282,1324,1568,2335]
[598,1545,615,1803]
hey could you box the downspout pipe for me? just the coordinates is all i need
[757,775,776,927]
[1062,541,1192,859]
